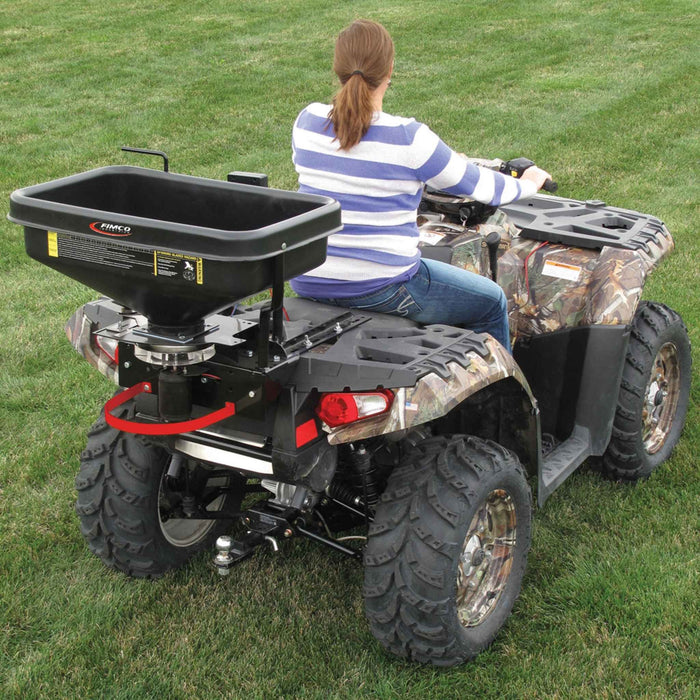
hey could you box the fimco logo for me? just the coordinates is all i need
[89,221,133,237]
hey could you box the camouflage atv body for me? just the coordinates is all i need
[10,163,690,667]
[418,198,674,336]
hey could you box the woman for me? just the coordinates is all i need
[291,19,550,351]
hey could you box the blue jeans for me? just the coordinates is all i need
[307,258,511,352]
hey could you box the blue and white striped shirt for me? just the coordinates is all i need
[291,102,536,298]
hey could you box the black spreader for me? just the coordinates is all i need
[9,166,341,328]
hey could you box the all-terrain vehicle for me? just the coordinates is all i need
[8,151,691,666]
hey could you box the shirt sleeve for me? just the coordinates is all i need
[412,124,537,206]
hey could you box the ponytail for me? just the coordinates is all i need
[328,20,394,150]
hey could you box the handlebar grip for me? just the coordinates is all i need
[543,179,558,193]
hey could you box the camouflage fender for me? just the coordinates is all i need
[420,195,675,340]
[499,240,600,337]
[584,228,674,325]
[325,336,537,445]
[498,224,674,339]
[65,303,119,384]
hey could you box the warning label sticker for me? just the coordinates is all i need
[48,232,58,257]
[44,232,204,285]
[47,231,153,271]
[542,259,582,282]
[153,251,203,284]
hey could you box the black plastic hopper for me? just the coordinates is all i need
[9,166,341,328]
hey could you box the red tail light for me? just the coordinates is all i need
[315,390,394,428]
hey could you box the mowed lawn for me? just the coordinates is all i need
[0,1,698,698]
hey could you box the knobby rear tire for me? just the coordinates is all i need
[75,400,239,578]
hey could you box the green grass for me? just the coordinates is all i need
[1,0,698,697]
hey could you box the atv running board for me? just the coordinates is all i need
[516,325,632,507]
[539,426,592,506]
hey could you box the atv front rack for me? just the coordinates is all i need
[500,195,668,251]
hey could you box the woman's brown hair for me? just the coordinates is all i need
[328,19,394,150]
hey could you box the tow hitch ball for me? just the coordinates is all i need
[212,494,364,574]
[214,536,234,576]
[213,533,281,576]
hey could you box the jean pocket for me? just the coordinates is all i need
[354,285,423,317]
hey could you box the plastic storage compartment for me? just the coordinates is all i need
[9,166,341,327]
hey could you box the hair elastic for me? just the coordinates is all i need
[351,69,365,77]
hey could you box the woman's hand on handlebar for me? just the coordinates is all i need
[520,165,552,191]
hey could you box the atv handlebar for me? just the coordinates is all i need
[500,157,558,193]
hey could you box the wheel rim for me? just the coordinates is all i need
[642,342,681,455]
[158,464,227,548]
[456,489,517,628]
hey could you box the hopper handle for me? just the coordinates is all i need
[105,381,235,435]
[121,146,170,172]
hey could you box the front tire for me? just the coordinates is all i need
[75,400,242,578]
[603,302,691,481]
[364,435,532,666]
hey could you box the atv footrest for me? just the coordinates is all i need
[539,426,592,505]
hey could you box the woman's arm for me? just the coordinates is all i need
[413,126,551,206]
